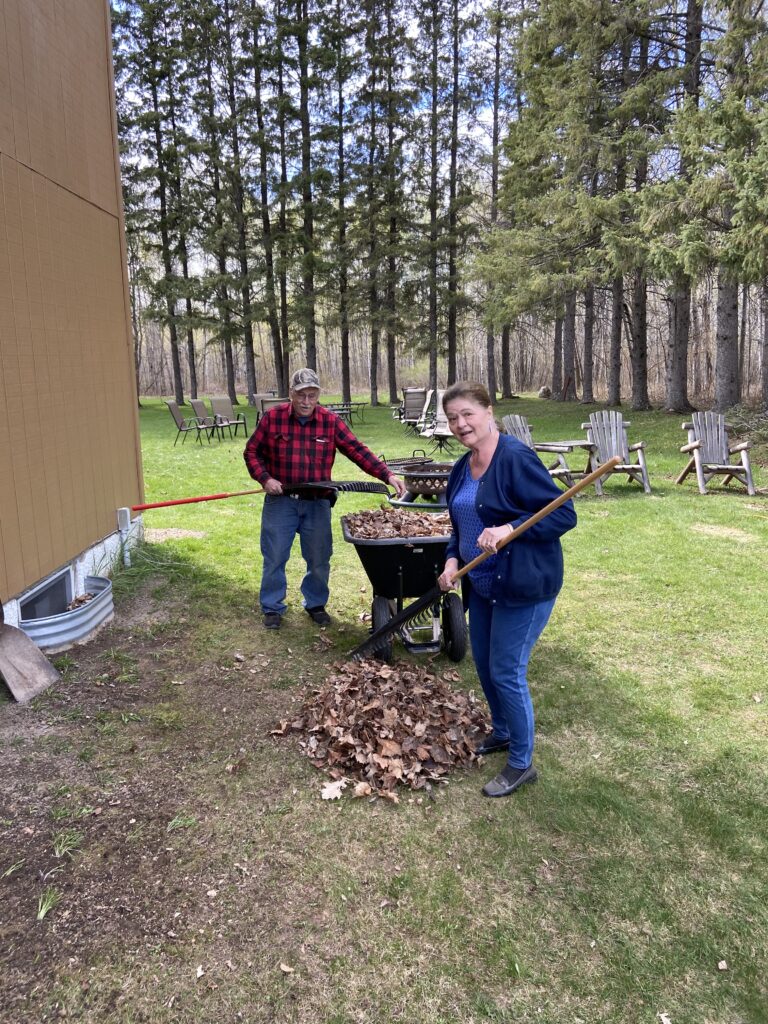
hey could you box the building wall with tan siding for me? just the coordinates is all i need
[0,0,143,603]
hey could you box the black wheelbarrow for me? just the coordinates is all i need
[340,519,467,664]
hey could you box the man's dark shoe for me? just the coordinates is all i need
[482,763,537,798]
[306,606,331,626]
[474,735,510,757]
[262,613,282,630]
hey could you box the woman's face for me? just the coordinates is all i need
[444,396,494,448]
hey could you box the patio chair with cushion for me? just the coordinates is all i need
[165,401,215,446]
[210,396,247,438]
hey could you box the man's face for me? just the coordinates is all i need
[290,387,320,416]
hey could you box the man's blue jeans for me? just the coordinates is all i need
[468,590,556,770]
[260,495,332,616]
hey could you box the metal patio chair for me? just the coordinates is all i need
[165,401,215,446]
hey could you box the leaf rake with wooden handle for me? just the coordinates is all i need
[347,456,622,662]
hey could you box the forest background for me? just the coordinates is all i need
[113,0,768,413]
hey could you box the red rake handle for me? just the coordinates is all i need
[131,488,265,511]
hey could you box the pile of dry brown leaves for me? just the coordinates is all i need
[271,658,488,802]
[342,507,452,539]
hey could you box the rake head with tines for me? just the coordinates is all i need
[285,480,391,495]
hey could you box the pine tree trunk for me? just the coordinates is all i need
[562,291,577,400]
[581,285,594,404]
[180,243,198,400]
[276,13,291,392]
[335,0,351,404]
[630,270,650,410]
[666,279,693,412]
[384,0,399,405]
[296,0,317,368]
[446,0,459,387]
[149,79,183,405]
[501,324,512,398]
[715,269,740,411]
[427,1,439,392]
[366,4,380,406]
[551,316,563,399]
[223,0,256,402]
[252,4,284,396]
[608,277,623,406]
[664,0,701,413]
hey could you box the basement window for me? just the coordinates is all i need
[19,568,73,621]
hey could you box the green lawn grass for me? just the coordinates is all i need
[7,394,768,1024]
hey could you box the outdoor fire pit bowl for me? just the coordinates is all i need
[401,462,455,496]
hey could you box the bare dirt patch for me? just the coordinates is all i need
[0,577,306,1023]
[690,523,755,543]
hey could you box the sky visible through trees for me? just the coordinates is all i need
[113,0,768,411]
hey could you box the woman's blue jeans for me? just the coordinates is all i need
[468,590,556,770]
[260,495,332,615]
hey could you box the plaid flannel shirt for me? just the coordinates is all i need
[243,402,391,487]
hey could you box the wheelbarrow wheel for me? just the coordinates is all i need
[441,591,467,663]
[371,595,394,663]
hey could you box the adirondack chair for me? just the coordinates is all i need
[676,411,755,496]
[502,414,583,488]
[420,390,454,453]
[581,411,651,494]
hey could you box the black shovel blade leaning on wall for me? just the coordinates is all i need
[0,601,60,703]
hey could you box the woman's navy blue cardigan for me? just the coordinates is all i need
[444,433,577,607]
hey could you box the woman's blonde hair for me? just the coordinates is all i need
[441,381,493,411]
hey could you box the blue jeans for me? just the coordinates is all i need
[468,590,556,770]
[260,495,333,615]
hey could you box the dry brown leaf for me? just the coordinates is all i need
[272,658,488,802]
[321,778,348,801]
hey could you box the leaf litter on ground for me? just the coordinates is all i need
[271,659,489,801]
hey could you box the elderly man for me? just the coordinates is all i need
[244,369,406,629]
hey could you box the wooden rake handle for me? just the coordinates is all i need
[449,454,622,583]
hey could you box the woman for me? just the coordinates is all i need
[437,383,576,798]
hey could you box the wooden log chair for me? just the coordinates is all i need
[502,414,578,488]
[676,411,756,496]
[581,411,652,495]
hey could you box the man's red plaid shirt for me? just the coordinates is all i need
[243,402,391,487]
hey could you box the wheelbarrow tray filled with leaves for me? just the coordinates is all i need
[340,518,466,664]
